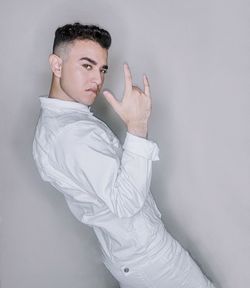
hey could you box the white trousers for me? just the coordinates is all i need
[104,234,215,288]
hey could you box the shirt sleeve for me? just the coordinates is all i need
[50,122,159,218]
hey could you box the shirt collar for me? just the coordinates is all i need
[39,96,92,114]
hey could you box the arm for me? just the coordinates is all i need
[51,123,159,218]
[51,65,158,218]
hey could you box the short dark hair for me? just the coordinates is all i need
[52,22,112,53]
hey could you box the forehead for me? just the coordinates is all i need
[67,39,108,64]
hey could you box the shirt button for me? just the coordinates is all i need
[124,267,129,273]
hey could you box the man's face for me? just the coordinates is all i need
[58,40,108,106]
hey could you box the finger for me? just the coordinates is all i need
[103,90,121,113]
[124,63,133,95]
[143,74,150,97]
[132,85,143,94]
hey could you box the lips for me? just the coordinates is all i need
[86,88,98,94]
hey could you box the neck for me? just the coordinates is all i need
[49,75,72,101]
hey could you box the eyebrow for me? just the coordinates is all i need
[79,57,108,70]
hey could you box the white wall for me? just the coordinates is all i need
[1,0,249,287]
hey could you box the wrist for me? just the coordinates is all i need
[127,121,148,138]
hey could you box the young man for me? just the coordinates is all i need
[33,23,215,288]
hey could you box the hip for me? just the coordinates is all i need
[103,233,215,288]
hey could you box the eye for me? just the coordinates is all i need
[100,68,108,74]
[82,64,92,70]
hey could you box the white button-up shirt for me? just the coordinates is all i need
[33,96,168,266]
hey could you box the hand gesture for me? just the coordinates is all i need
[103,64,151,138]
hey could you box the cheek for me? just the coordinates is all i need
[61,65,73,82]
[62,68,82,86]
[73,67,89,83]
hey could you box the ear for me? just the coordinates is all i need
[49,54,63,78]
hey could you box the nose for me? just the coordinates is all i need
[92,70,103,86]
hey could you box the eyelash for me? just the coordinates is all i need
[82,64,92,70]
[82,64,107,74]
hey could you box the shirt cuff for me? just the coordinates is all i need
[123,132,160,161]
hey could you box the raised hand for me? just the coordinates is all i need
[103,63,151,138]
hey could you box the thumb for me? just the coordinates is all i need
[103,90,121,113]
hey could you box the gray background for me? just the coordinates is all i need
[1,0,250,287]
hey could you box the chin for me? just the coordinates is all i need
[78,97,96,106]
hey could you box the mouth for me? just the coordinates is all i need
[86,88,98,95]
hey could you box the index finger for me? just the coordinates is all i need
[143,74,150,97]
[124,63,133,94]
